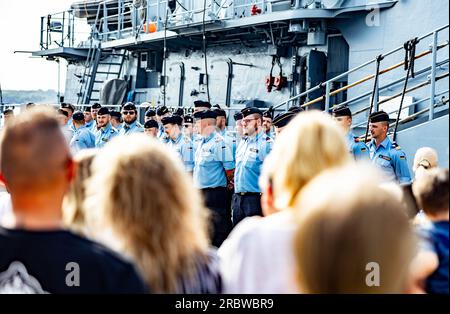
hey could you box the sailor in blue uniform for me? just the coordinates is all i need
[144,119,159,138]
[156,105,170,143]
[119,102,144,135]
[193,109,235,247]
[95,107,119,148]
[262,106,275,139]
[368,111,412,184]
[60,103,76,132]
[331,104,369,160]
[272,111,298,137]
[193,100,212,113]
[69,111,95,154]
[162,115,195,173]
[144,108,157,123]
[233,107,273,227]
[90,103,102,132]
[83,106,95,130]
[109,110,123,132]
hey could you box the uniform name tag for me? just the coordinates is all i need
[379,155,391,161]
[250,148,259,153]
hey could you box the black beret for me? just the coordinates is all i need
[97,107,110,115]
[92,103,102,109]
[162,115,183,126]
[213,108,227,117]
[145,109,156,117]
[184,115,194,124]
[233,112,243,121]
[173,107,185,116]
[156,105,169,116]
[72,111,85,122]
[273,111,297,128]
[194,100,211,109]
[83,106,92,112]
[331,105,352,117]
[110,111,121,119]
[60,103,75,112]
[193,110,217,120]
[122,102,137,111]
[57,109,69,117]
[288,106,304,114]
[144,120,159,129]
[263,106,275,119]
[241,107,263,118]
[3,109,14,115]
[369,111,390,123]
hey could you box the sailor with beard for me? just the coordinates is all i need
[119,102,144,135]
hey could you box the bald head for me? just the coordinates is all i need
[0,107,72,193]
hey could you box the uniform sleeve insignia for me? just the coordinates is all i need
[379,155,391,161]
[399,155,406,160]
[360,147,367,152]
[250,148,259,153]
[354,137,360,143]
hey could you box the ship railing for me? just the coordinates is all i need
[274,24,450,140]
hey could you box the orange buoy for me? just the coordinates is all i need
[143,22,157,33]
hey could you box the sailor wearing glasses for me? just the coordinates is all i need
[232,107,273,227]
[119,102,144,135]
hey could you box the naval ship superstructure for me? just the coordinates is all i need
[32,0,449,167]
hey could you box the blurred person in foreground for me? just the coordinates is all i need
[293,164,415,293]
[85,134,221,293]
[218,111,351,293]
[410,168,449,294]
[0,107,147,294]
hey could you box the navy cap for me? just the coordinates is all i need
[92,103,102,109]
[288,106,304,114]
[72,111,85,122]
[193,110,218,120]
[57,109,69,117]
[233,112,243,121]
[84,106,92,112]
[194,100,212,109]
[162,115,183,126]
[369,111,390,123]
[263,106,275,119]
[241,107,263,118]
[3,109,14,115]
[156,105,169,116]
[145,109,156,117]
[173,107,185,116]
[97,107,110,116]
[110,111,122,119]
[122,102,137,111]
[213,108,226,117]
[60,103,75,112]
[144,120,159,129]
[331,104,352,117]
[272,111,297,128]
[184,115,194,124]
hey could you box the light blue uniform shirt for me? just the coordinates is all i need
[368,136,412,184]
[235,131,273,193]
[158,126,169,143]
[85,119,95,130]
[70,125,95,154]
[95,123,119,148]
[119,121,144,135]
[114,123,123,132]
[168,134,195,172]
[347,132,370,160]
[193,132,235,189]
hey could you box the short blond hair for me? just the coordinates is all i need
[293,164,415,293]
[85,134,210,293]
[265,111,351,210]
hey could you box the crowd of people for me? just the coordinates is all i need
[0,100,447,294]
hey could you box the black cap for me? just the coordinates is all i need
[369,111,390,123]
[57,109,69,117]
[144,120,159,129]
[145,109,156,117]
[161,115,183,126]
[92,103,102,109]
[3,109,14,115]
[173,107,185,116]
[288,106,304,114]
[122,102,137,111]
[60,103,75,112]
[84,106,92,112]
[263,106,275,119]
[331,104,352,118]
[213,108,227,117]
[97,107,110,116]
[273,111,297,128]
[184,115,193,124]
[194,100,212,109]
[233,112,243,121]
[72,111,85,122]
[193,110,217,120]
[110,111,122,119]
[241,107,263,118]
[156,105,169,116]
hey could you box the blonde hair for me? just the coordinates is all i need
[293,164,415,293]
[85,134,210,293]
[62,149,98,235]
[266,111,351,210]
[413,147,438,173]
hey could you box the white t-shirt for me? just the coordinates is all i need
[218,210,300,294]
[0,192,12,223]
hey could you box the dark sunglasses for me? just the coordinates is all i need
[122,111,136,115]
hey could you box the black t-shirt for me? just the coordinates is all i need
[0,227,148,294]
